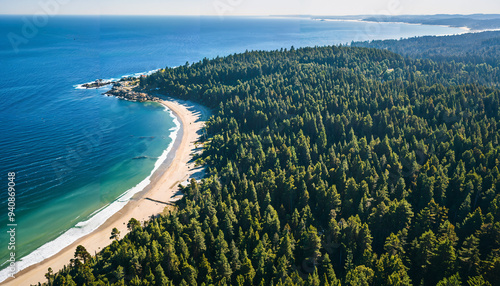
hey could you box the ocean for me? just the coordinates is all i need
[0,15,465,280]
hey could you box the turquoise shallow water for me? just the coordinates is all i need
[0,15,465,278]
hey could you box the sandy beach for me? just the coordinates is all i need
[2,98,210,286]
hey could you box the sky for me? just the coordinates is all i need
[1,0,499,16]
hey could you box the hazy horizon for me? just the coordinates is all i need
[1,0,499,16]
[1,13,499,16]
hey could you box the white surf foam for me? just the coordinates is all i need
[74,69,163,90]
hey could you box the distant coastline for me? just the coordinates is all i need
[313,17,472,35]
[308,14,500,33]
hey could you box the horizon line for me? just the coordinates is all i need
[0,13,499,17]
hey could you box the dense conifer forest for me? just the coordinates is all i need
[42,33,500,285]
[353,31,500,67]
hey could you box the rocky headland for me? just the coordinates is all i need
[103,78,160,102]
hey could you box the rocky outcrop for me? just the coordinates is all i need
[82,79,115,89]
[104,83,159,102]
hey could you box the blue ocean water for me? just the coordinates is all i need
[0,15,464,278]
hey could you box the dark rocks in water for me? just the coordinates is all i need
[82,79,115,89]
[82,76,137,89]
[133,155,149,159]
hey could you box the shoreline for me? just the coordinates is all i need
[0,101,180,283]
[313,18,471,35]
[2,97,210,286]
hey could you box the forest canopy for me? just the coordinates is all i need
[42,33,500,286]
[353,30,500,68]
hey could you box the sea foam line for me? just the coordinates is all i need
[74,68,162,90]
[0,104,180,283]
